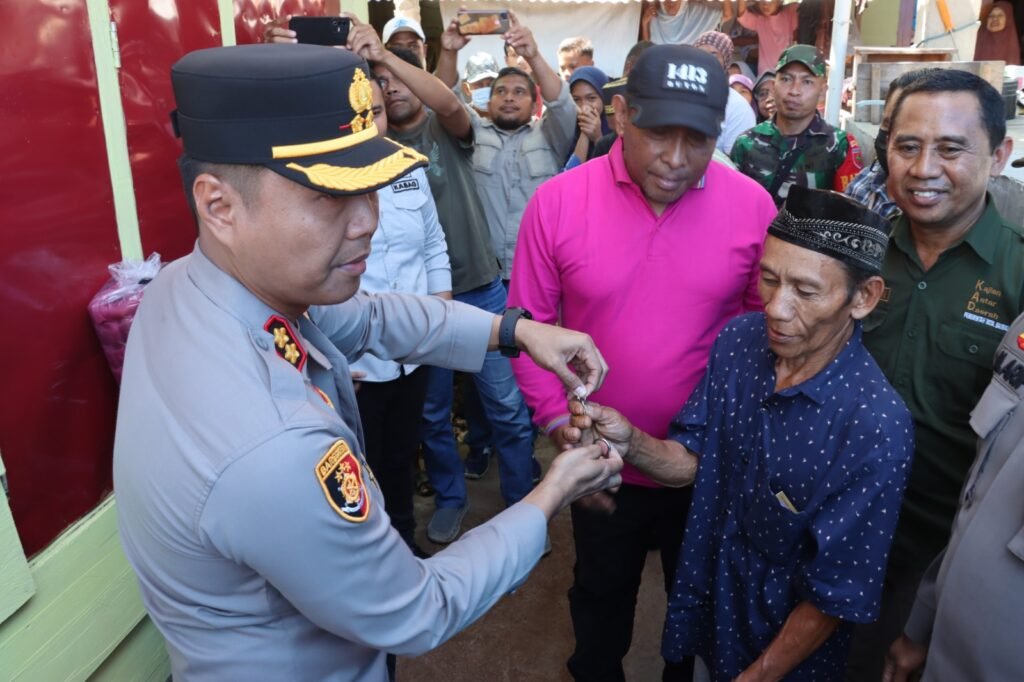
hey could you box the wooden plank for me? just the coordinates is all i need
[90,618,170,682]
[0,496,168,682]
[853,46,955,60]
[851,48,955,123]
[870,64,883,125]
[854,60,1007,121]
[0,452,35,626]
[870,60,1005,91]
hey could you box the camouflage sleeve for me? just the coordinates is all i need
[833,132,864,193]
[730,133,752,172]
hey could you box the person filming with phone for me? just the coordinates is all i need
[435,9,575,284]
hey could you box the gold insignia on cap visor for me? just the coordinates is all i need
[271,124,379,160]
[349,67,374,133]
[286,147,428,192]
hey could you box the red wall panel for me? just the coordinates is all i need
[0,0,336,556]
[109,0,222,262]
[0,1,122,555]
[234,0,327,45]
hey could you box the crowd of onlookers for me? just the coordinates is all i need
[270,0,1024,675]
[240,4,1024,680]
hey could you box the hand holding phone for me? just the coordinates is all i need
[289,16,351,46]
[457,9,510,35]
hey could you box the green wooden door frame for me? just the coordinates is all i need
[0,497,168,681]
[0,452,35,626]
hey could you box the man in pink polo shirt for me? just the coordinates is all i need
[508,44,776,681]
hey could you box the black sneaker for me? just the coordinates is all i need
[464,447,491,479]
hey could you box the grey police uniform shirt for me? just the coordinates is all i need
[902,310,1024,681]
[113,245,546,681]
[470,80,576,279]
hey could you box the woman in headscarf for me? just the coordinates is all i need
[564,66,610,170]
[752,70,777,123]
[730,73,758,120]
[975,1,1020,65]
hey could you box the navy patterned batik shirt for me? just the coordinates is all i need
[662,313,914,681]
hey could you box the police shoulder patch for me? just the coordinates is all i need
[316,440,370,523]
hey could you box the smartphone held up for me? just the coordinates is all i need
[456,9,510,35]
[289,16,351,46]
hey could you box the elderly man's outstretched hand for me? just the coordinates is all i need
[569,399,634,459]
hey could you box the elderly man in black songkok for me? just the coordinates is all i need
[570,186,916,681]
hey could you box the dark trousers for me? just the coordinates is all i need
[567,484,695,682]
[355,367,429,547]
[844,560,930,682]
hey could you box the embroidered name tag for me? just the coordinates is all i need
[962,279,1008,331]
[993,348,1024,391]
[391,178,419,193]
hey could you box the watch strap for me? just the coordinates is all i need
[498,307,531,358]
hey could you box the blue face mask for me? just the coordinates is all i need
[471,86,492,110]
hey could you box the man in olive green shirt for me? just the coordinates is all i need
[846,69,1024,682]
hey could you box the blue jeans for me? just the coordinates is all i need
[421,277,535,508]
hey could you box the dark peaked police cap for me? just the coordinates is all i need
[623,44,728,138]
[170,43,427,195]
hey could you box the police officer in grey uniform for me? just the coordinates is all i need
[884,310,1024,681]
[113,44,622,682]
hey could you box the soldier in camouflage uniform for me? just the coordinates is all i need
[731,45,863,207]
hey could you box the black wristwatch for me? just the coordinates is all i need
[498,307,532,358]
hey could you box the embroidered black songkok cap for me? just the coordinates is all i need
[170,43,426,195]
[768,186,892,274]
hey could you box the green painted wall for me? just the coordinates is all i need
[860,0,901,48]
[0,497,170,682]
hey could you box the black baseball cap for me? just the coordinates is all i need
[170,44,427,196]
[623,44,728,138]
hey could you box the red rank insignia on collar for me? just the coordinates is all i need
[316,440,370,523]
[264,315,307,372]
[1018,331,1024,351]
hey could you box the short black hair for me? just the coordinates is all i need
[387,46,423,71]
[884,67,942,104]
[623,40,654,76]
[177,155,262,220]
[494,67,537,102]
[558,37,593,59]
[889,69,1006,152]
